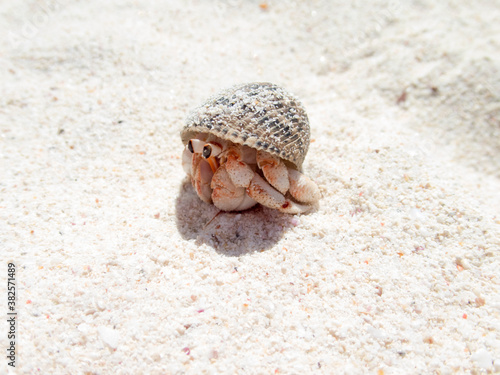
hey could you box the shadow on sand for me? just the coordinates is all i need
[175,179,296,256]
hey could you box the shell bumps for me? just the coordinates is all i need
[181,82,311,170]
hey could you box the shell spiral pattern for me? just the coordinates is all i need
[181,82,311,170]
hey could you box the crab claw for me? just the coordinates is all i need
[288,168,321,204]
[211,164,257,211]
[256,150,289,195]
[192,153,214,203]
[247,174,311,214]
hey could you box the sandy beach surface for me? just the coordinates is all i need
[1,0,499,373]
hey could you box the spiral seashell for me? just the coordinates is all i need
[181,82,311,170]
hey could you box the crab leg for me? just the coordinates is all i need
[192,153,214,203]
[256,150,289,195]
[288,168,321,204]
[211,165,257,211]
[247,174,311,214]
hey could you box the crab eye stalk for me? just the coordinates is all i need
[202,145,212,159]
[202,143,222,159]
[201,143,222,173]
[187,139,205,154]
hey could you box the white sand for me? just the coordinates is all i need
[1,1,499,374]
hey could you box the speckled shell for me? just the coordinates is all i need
[181,82,311,170]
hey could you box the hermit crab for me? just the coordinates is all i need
[181,82,320,214]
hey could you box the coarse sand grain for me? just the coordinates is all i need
[1,1,499,374]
